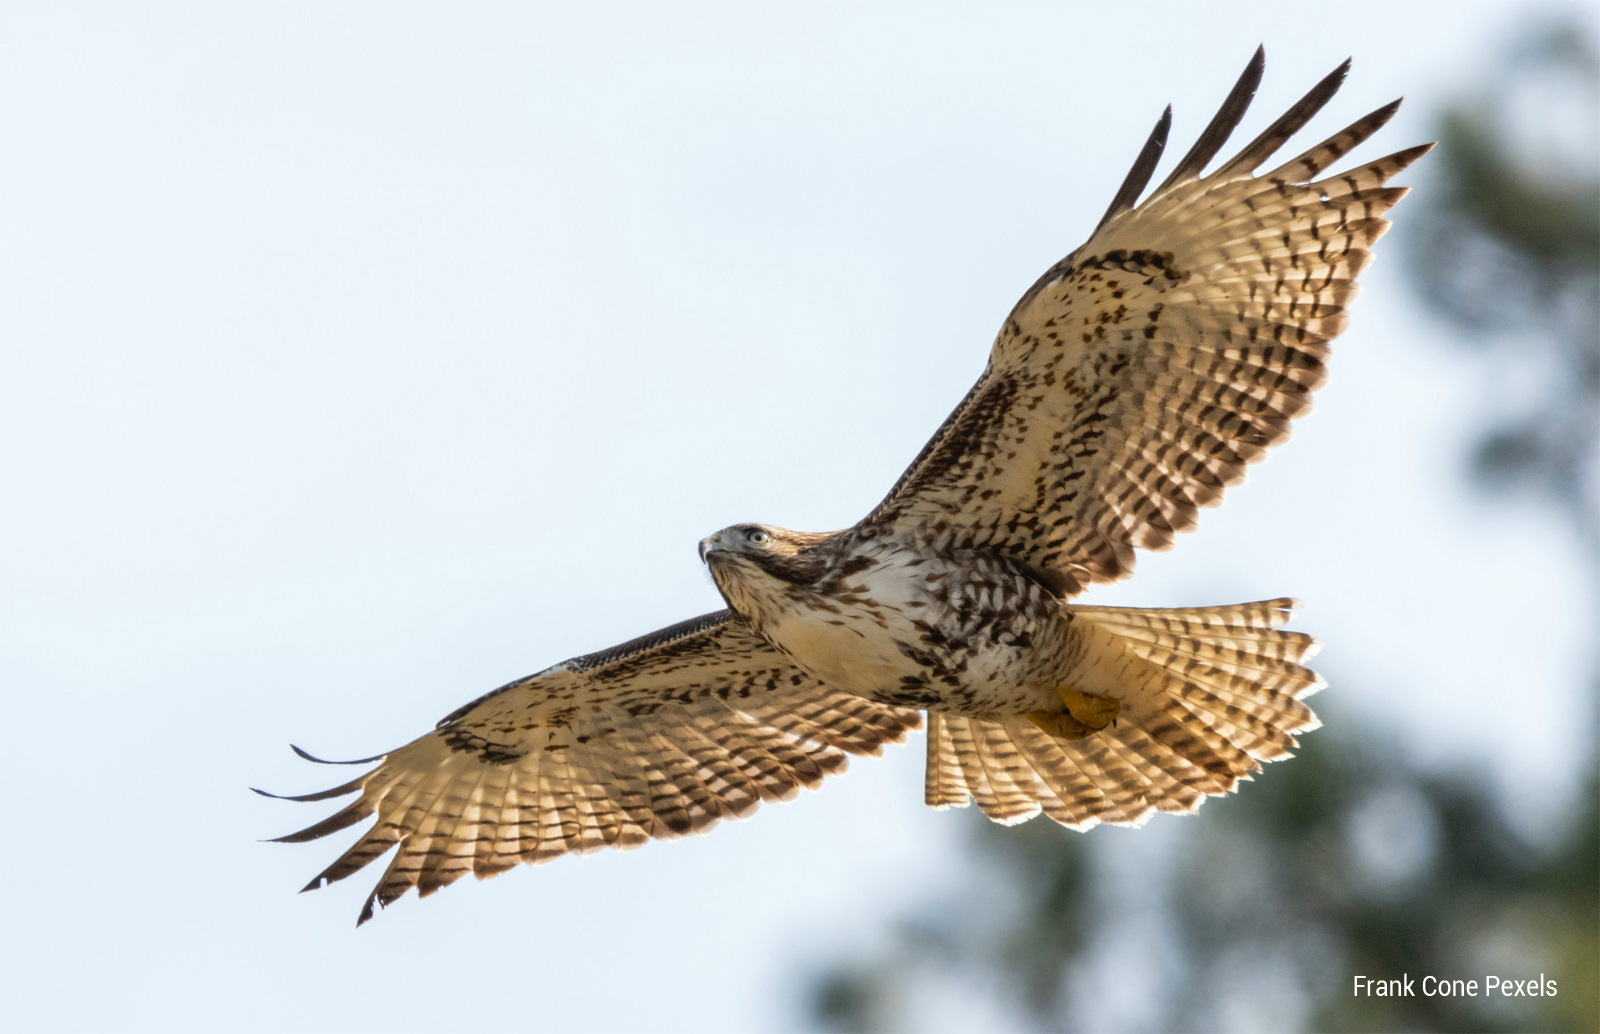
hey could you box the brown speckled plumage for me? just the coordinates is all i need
[264,49,1425,924]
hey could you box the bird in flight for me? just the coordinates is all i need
[263,48,1429,925]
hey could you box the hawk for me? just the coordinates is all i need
[262,49,1429,925]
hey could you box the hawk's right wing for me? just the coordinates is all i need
[261,611,921,924]
[858,50,1430,595]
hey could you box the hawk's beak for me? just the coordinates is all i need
[698,534,721,563]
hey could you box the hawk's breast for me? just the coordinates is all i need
[755,539,1072,718]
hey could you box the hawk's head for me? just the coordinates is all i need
[699,524,833,615]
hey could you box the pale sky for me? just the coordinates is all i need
[2,3,1593,1032]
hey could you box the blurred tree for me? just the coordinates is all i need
[807,20,1598,1034]
[1407,21,1599,543]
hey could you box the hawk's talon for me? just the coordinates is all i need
[1055,685,1121,732]
[1027,710,1096,740]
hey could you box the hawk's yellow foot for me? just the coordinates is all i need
[1056,686,1121,731]
[1027,710,1096,741]
[1027,687,1120,740]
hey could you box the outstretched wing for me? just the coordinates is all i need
[262,611,921,924]
[859,49,1430,595]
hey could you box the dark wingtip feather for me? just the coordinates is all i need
[1219,57,1352,176]
[1349,140,1436,181]
[1368,97,1404,129]
[251,774,366,802]
[1155,45,1265,192]
[1396,140,1436,162]
[268,797,373,844]
[290,743,385,766]
[1091,104,1172,236]
[1270,97,1406,181]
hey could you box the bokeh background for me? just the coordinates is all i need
[2,3,1594,1032]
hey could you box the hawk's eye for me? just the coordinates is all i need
[748,529,771,546]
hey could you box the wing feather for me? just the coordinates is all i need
[1218,58,1350,177]
[266,611,921,923]
[1091,106,1172,236]
[858,52,1429,591]
[1154,44,1264,191]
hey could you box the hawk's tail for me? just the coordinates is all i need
[924,598,1323,828]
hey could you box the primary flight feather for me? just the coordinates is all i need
[262,48,1429,924]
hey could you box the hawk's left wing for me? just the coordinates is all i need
[858,50,1430,595]
[261,610,920,924]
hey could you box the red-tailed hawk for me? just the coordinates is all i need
[262,48,1429,925]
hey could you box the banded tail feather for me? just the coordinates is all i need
[924,598,1323,828]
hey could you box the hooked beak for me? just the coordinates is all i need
[698,534,722,563]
